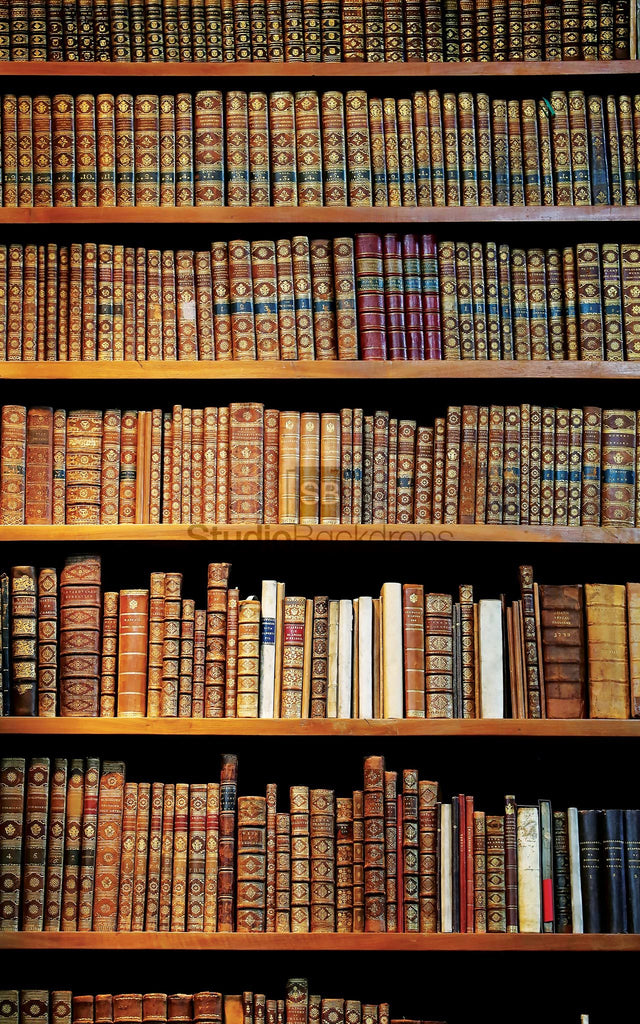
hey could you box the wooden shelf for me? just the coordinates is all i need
[1,718,638,738]
[0,524,637,544]
[1,360,639,381]
[1,932,638,951]
[0,60,636,79]
[0,206,638,226]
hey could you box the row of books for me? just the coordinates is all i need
[1,754,638,934]
[2,88,640,210]
[1,404,638,528]
[2,557,638,722]
[2,235,640,362]
[1,0,634,63]
[0,988,442,1024]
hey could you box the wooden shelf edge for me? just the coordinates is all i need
[1,718,637,737]
[1,360,639,381]
[0,207,638,226]
[0,60,637,78]
[1,933,637,951]
[0,524,637,544]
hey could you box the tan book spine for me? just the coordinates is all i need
[216,407,230,523]
[290,785,310,932]
[585,583,630,718]
[146,572,165,717]
[279,412,301,524]
[626,583,640,718]
[320,412,341,524]
[299,411,320,525]
[131,781,151,931]
[116,781,138,931]
[275,810,291,932]
[281,596,306,718]
[115,93,135,207]
[205,562,230,717]
[224,589,239,717]
[161,571,182,717]
[310,789,335,932]
[203,780,220,930]
[236,795,267,931]
[100,591,118,718]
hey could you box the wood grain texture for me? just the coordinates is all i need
[0,361,639,381]
[0,719,639,738]
[0,932,638,950]
[0,60,636,79]
[0,207,638,226]
[0,524,638,543]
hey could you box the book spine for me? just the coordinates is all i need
[170,781,189,930]
[226,92,250,208]
[117,590,149,717]
[363,755,386,932]
[161,571,182,717]
[117,781,137,930]
[0,758,26,931]
[290,785,310,932]
[158,782,175,931]
[59,554,101,717]
[186,783,207,931]
[144,780,164,931]
[93,761,126,931]
[99,591,118,717]
[270,92,297,206]
[20,757,50,932]
[275,811,291,932]
[43,757,67,930]
[310,788,335,932]
[236,795,267,932]
[77,758,100,932]
[602,408,636,527]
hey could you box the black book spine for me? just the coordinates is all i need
[552,809,572,933]
[624,810,640,934]
[578,809,603,933]
[602,808,627,933]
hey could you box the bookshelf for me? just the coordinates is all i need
[2,23,640,1024]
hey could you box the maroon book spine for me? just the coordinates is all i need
[355,234,387,360]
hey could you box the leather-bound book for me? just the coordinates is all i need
[251,240,279,358]
[146,573,165,718]
[275,240,297,359]
[355,235,386,360]
[310,788,335,932]
[402,585,425,718]
[486,814,506,932]
[413,426,433,524]
[285,982,307,1024]
[576,243,605,360]
[349,788,364,931]
[167,996,192,1024]
[96,94,117,206]
[295,93,323,207]
[158,783,175,931]
[1,405,27,524]
[275,810,291,932]
[549,91,573,206]
[59,554,101,717]
[473,810,487,933]
[158,96,176,207]
[621,245,640,359]
[269,92,297,206]
[75,94,97,208]
[539,584,586,719]
[364,0,384,59]
[441,94,461,205]
[626,583,640,717]
[16,96,34,208]
[117,590,149,717]
[193,608,207,716]
[143,995,167,1024]
[321,92,347,207]
[561,0,580,58]
[161,571,182,717]
[424,593,453,719]
[417,780,437,933]
[60,758,84,930]
[518,566,543,718]
[33,97,53,208]
[175,252,197,360]
[265,781,277,932]
[585,583,630,718]
[345,91,372,206]
[291,237,316,357]
[336,795,353,932]
[578,808,603,933]
[601,408,636,527]
[51,994,72,1024]
[205,563,230,718]
[382,235,407,360]
[72,995,94,1024]
[228,242,256,359]
[382,0,403,60]
[194,91,224,207]
[401,769,419,933]
[20,757,50,931]
[369,97,387,206]
[342,1,364,60]
[43,757,67,929]
[76,757,100,932]
[581,406,602,526]
[175,93,194,207]
[93,760,126,931]
[170,782,189,931]
[363,755,385,932]
[236,795,267,932]
[223,590,238,718]
[186,783,207,931]
[0,758,26,932]
[9,566,37,716]
[225,92,249,208]
[280,596,306,717]
[298,411,320,525]
[504,795,518,932]
[310,240,338,359]
[114,93,135,207]
[217,753,238,931]
[204,781,220,931]
[553,809,572,933]
[65,410,102,525]
[437,241,459,358]
[600,244,624,361]
[614,0,631,57]
[602,807,627,933]
[117,781,138,930]
[237,598,260,717]
[624,809,640,933]
[290,785,311,932]
[229,403,264,523]
[247,92,270,207]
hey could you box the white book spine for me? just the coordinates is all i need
[326,600,340,717]
[517,805,541,932]
[381,581,403,718]
[337,599,353,718]
[440,803,452,933]
[478,599,504,718]
[258,579,277,718]
[358,595,374,719]
[567,806,584,933]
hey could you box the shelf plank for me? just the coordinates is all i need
[0,524,637,543]
[0,60,636,79]
[1,933,638,951]
[1,718,638,737]
[1,360,639,381]
[0,207,638,226]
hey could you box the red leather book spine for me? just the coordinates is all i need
[355,235,386,360]
[161,571,182,717]
[186,782,207,931]
[25,407,53,524]
[97,93,117,207]
[363,755,386,932]
[37,567,58,717]
[20,757,50,931]
[117,780,137,931]
[195,91,224,207]
[77,758,100,932]
[100,591,118,717]
[310,239,338,360]
[205,562,230,717]
[144,781,164,931]
[93,760,126,931]
[59,554,101,717]
[382,235,407,361]
[1,405,27,524]
[43,757,67,930]
[60,758,83,930]
[217,752,238,931]
[117,589,149,717]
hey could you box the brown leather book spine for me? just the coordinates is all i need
[265,781,277,932]
[275,810,291,933]
[97,93,117,208]
[205,563,230,717]
[311,239,338,359]
[473,810,487,933]
[129,781,151,931]
[364,755,386,932]
[310,788,335,932]
[170,781,189,931]
[402,769,419,933]
[24,407,53,525]
[424,593,454,718]
[180,408,192,525]
[236,795,267,932]
[280,596,306,718]
[178,598,195,717]
[223,589,239,718]
[396,419,416,525]
[602,408,636,527]
[115,93,135,207]
[59,554,101,717]
[161,571,182,717]
[93,760,126,931]
[16,95,34,208]
[387,418,398,523]
[37,567,58,717]
[627,583,640,717]
[402,585,425,718]
[9,566,37,716]
[336,795,354,933]
[216,407,230,522]
[20,757,50,931]
[352,789,364,931]
[99,591,118,718]
[117,589,149,717]
[310,596,329,718]
[418,779,438,932]
[290,784,310,932]
[146,572,165,717]
[158,782,175,931]
[195,90,224,207]
[217,752,238,931]
[229,403,264,524]
[193,606,207,712]
[76,758,100,932]
[186,782,207,931]
[585,583,630,718]
[175,92,194,207]
[59,759,83,931]
[117,780,137,931]
[519,565,543,719]
[1,405,27,525]
[203,780,220,931]
[33,96,53,208]
[539,584,586,719]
